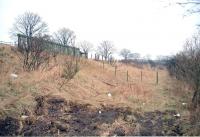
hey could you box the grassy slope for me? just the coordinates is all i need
[0,45,192,118]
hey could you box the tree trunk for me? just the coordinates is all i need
[192,90,200,108]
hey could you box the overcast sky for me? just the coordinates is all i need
[0,0,199,59]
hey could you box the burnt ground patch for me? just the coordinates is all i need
[0,96,186,136]
[0,117,22,136]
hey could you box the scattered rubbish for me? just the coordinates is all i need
[108,93,112,97]
[10,73,18,79]
[182,103,186,106]
[174,113,180,117]
[21,115,28,119]
[98,110,102,114]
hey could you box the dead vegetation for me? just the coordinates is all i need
[0,45,196,135]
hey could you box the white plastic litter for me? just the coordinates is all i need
[182,103,187,106]
[21,115,28,119]
[107,93,112,97]
[142,103,145,106]
[10,73,18,79]
[174,113,181,117]
[99,110,102,114]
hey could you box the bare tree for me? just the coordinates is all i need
[176,0,200,14]
[120,48,131,61]
[11,12,49,71]
[17,34,51,71]
[54,28,76,47]
[97,40,115,61]
[129,53,140,60]
[11,12,48,38]
[77,41,93,58]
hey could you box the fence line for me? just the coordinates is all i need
[0,41,15,46]
[109,63,159,84]
[90,53,160,85]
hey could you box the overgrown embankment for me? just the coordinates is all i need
[0,45,195,135]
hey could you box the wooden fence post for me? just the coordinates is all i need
[73,47,76,57]
[156,71,158,85]
[76,58,78,69]
[127,70,129,82]
[115,66,117,76]
[141,71,142,82]
[59,64,61,77]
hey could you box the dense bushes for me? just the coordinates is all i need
[166,33,200,108]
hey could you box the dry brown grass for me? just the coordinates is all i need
[0,45,192,119]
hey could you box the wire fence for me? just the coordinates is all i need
[0,41,15,46]
[0,38,159,84]
[116,67,159,84]
[94,58,160,85]
[89,53,160,85]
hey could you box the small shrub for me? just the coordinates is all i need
[59,57,79,89]
[61,60,79,79]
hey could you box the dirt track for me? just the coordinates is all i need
[0,96,184,136]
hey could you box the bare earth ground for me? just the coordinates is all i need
[0,46,194,135]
